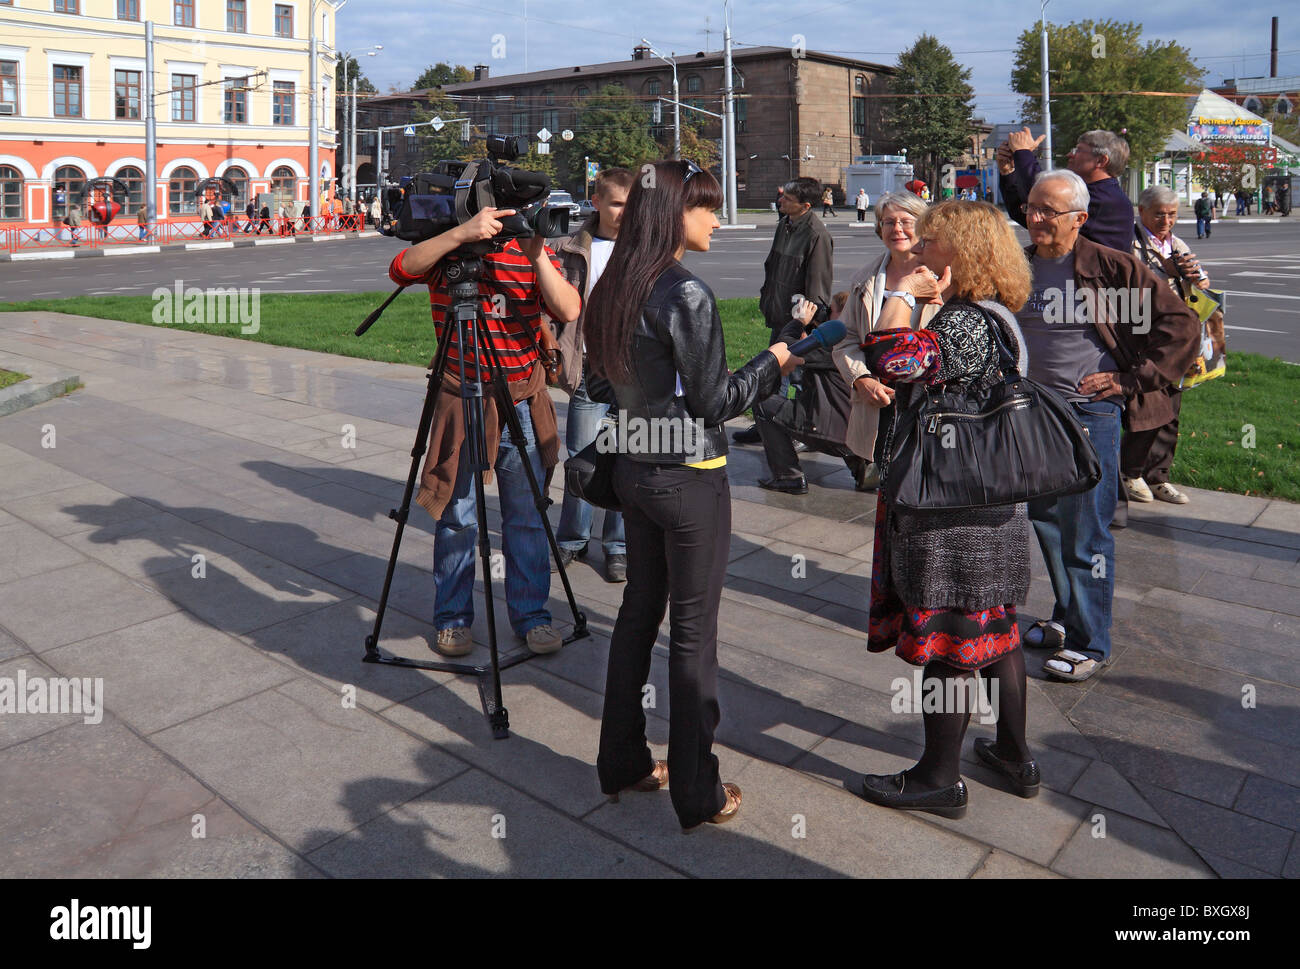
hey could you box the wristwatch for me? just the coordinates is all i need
[884,289,916,309]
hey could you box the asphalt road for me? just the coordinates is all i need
[3,215,1299,362]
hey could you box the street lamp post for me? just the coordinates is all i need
[343,45,382,203]
[1041,0,1053,170]
[642,39,680,160]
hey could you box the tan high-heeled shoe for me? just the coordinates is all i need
[681,783,741,833]
[607,760,668,803]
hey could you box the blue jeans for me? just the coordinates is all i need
[1196,216,1211,237]
[434,396,551,637]
[1027,398,1121,662]
[557,378,625,555]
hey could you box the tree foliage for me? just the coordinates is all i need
[1011,19,1204,171]
[1192,144,1275,195]
[413,63,473,91]
[663,112,720,172]
[335,55,377,95]
[553,85,661,194]
[886,35,976,187]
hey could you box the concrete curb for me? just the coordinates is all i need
[0,229,384,262]
[0,356,80,417]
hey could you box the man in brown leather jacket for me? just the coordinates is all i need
[548,168,634,581]
[1014,170,1198,684]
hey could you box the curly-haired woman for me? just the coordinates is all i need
[853,200,1041,818]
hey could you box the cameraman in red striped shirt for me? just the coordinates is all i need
[389,207,580,658]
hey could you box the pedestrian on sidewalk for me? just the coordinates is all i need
[733,176,832,451]
[257,203,271,235]
[199,197,213,238]
[136,206,150,242]
[244,200,256,233]
[584,158,798,832]
[1125,184,1210,508]
[855,188,870,222]
[64,202,81,247]
[1194,192,1213,238]
[822,186,837,217]
[1235,190,1246,216]
[1016,170,1199,683]
[549,168,634,582]
[853,200,1038,820]
[834,191,940,492]
[998,127,1133,252]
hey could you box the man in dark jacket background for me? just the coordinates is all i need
[998,128,1134,252]
[734,176,833,446]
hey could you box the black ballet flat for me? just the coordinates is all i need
[853,771,968,819]
[974,738,1041,798]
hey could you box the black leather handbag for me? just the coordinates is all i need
[885,306,1102,511]
[564,439,621,511]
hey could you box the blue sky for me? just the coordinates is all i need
[337,0,1298,123]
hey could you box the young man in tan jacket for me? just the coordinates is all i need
[548,168,634,582]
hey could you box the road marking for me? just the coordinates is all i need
[1221,290,1300,301]
[11,250,74,260]
[103,246,160,256]
[1224,324,1287,334]
[184,241,234,250]
[1232,271,1300,279]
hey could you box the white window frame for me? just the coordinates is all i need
[45,50,91,120]
[166,60,205,124]
[221,65,256,125]
[0,45,28,117]
[273,1,299,39]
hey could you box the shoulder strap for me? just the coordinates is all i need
[964,301,1020,376]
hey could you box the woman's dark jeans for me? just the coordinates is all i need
[597,458,731,828]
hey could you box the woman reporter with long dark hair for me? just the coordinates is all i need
[585,160,799,832]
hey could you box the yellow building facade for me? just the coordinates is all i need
[0,0,341,226]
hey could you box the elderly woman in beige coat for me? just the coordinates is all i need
[832,191,939,486]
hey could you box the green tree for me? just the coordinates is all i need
[886,35,976,187]
[664,112,720,171]
[1011,19,1203,171]
[413,63,473,91]
[335,55,378,95]
[553,84,660,194]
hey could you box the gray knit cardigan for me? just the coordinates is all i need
[883,301,1032,612]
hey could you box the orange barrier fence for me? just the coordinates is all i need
[3,214,373,253]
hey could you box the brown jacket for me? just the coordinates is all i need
[414,362,559,521]
[548,216,599,396]
[1023,235,1200,432]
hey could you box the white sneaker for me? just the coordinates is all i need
[525,624,563,655]
[434,626,473,657]
[1124,476,1154,502]
[1151,482,1189,504]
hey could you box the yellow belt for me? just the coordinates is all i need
[684,456,727,470]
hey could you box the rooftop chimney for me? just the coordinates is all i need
[1271,17,1279,77]
[632,44,650,61]
[473,64,490,82]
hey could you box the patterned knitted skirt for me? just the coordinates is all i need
[866,496,1026,669]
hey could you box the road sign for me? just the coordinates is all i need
[537,143,550,155]
[403,125,415,137]
[586,161,600,179]
[536,127,552,143]
[431,116,444,132]
[561,129,574,141]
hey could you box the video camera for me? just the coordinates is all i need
[380,134,569,246]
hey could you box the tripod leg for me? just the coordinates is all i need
[472,468,509,738]
[363,363,445,661]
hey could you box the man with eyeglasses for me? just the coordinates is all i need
[1014,170,1199,683]
[997,128,1135,253]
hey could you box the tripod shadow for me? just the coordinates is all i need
[62,493,857,876]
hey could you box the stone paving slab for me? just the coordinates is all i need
[2,311,1298,878]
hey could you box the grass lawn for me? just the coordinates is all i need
[0,369,30,390]
[3,292,1296,501]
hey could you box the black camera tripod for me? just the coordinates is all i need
[356,249,589,739]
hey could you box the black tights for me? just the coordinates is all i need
[906,648,1031,790]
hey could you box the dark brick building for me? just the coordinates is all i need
[343,46,901,207]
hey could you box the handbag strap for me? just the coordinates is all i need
[966,301,1020,378]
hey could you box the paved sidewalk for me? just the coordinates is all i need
[0,228,383,262]
[1,311,1297,878]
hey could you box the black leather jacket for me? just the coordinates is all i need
[591,262,781,464]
